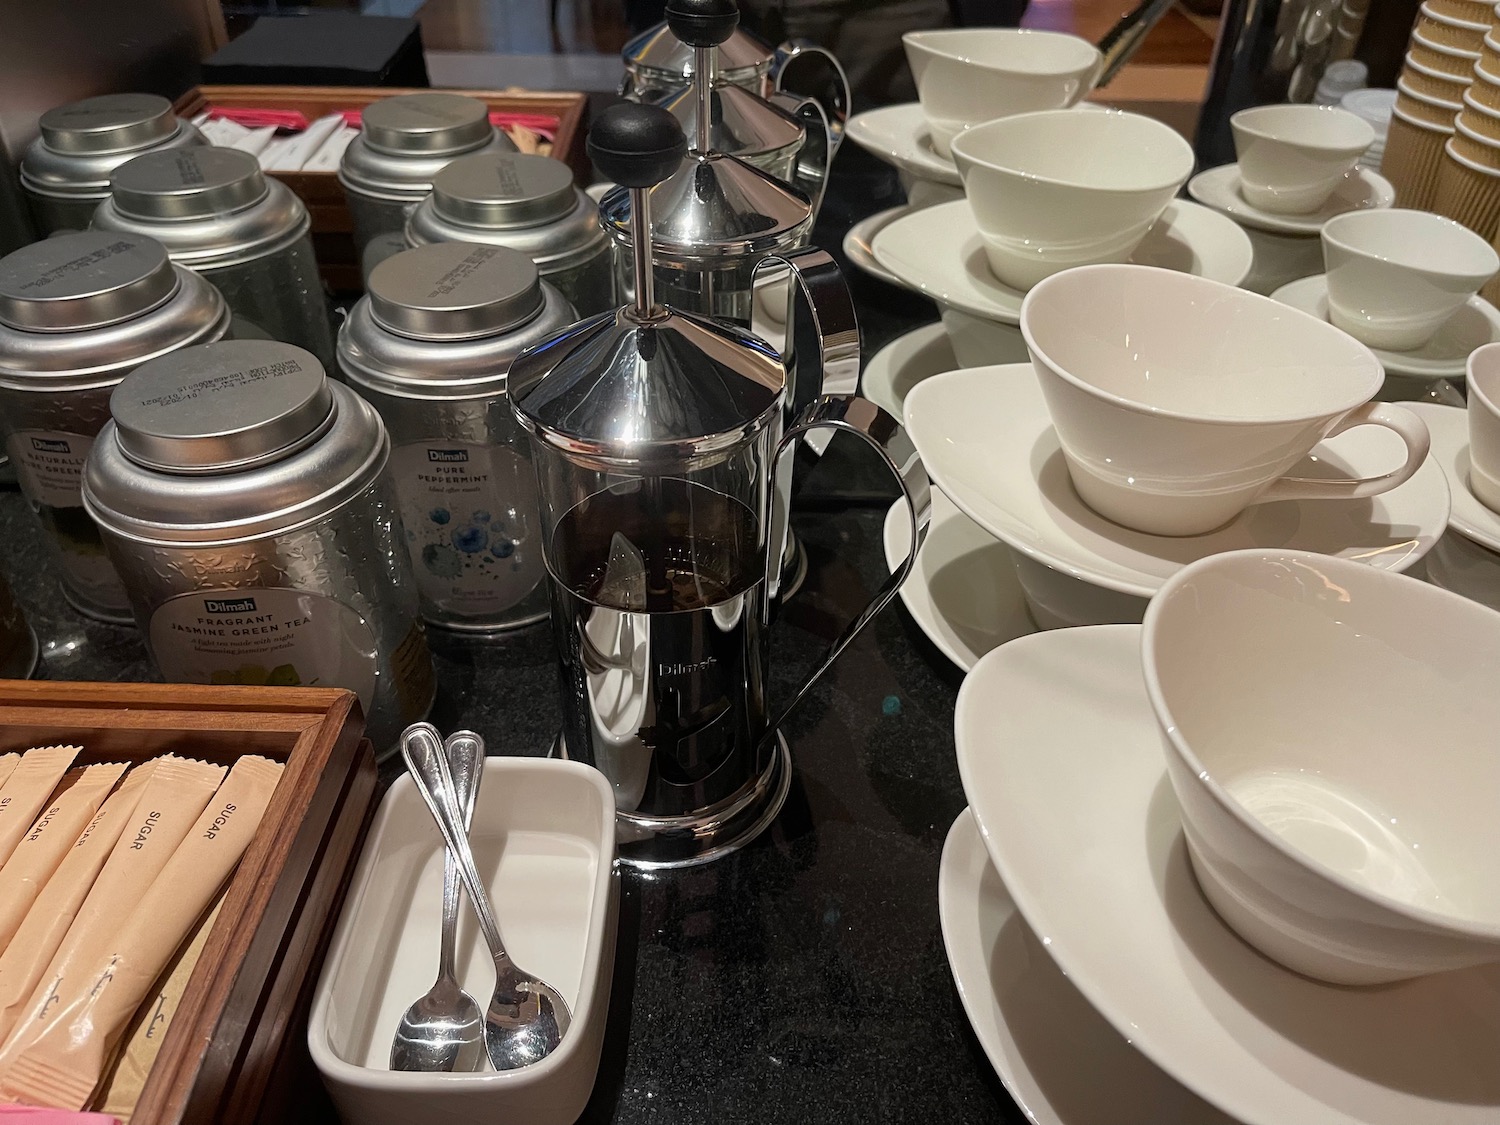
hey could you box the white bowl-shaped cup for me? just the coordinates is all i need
[903,29,1102,159]
[1144,548,1500,985]
[1467,341,1500,511]
[949,110,1194,291]
[1020,264,1430,537]
[1323,208,1499,350]
[1231,104,1376,213]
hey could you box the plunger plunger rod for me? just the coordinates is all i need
[585,102,688,320]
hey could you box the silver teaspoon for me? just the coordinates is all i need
[400,725,572,1070]
[390,725,485,1072]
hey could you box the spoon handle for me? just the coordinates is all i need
[437,731,484,977]
[401,726,516,978]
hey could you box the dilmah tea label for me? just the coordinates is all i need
[391,441,544,617]
[148,587,379,707]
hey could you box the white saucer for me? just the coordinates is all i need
[938,808,1237,1125]
[845,102,962,186]
[883,490,1030,671]
[903,363,1450,598]
[860,322,956,420]
[1187,162,1395,235]
[957,625,1500,1125]
[1408,402,1500,554]
[872,199,1253,326]
[1273,274,1500,379]
[842,206,912,289]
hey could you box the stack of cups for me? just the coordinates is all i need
[1384,0,1488,207]
[1436,14,1500,235]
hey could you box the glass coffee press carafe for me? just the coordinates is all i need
[509,104,930,868]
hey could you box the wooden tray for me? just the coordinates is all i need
[174,85,591,293]
[0,680,376,1125]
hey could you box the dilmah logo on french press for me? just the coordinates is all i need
[427,449,470,463]
[30,438,70,454]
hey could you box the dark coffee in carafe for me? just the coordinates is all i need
[547,478,772,818]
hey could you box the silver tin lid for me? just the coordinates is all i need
[0,232,177,332]
[110,147,268,221]
[339,96,514,203]
[432,152,576,228]
[340,245,576,399]
[363,93,494,155]
[509,307,784,470]
[20,101,204,203]
[93,150,310,268]
[39,94,178,155]
[623,22,772,84]
[109,339,333,473]
[406,167,605,274]
[85,341,388,544]
[0,236,230,391]
[599,152,812,262]
[657,82,804,164]
[367,242,545,340]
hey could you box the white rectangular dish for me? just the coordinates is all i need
[309,756,617,1125]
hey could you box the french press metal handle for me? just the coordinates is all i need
[771,39,850,149]
[763,394,932,738]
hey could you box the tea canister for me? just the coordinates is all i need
[19,93,205,236]
[82,339,435,751]
[338,242,575,633]
[405,151,615,316]
[338,93,515,273]
[91,146,337,370]
[0,231,229,622]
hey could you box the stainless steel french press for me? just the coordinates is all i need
[509,103,930,869]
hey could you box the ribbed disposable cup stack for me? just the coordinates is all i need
[1435,6,1500,241]
[1384,0,1488,208]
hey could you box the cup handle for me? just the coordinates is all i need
[1256,402,1431,505]
[763,395,932,738]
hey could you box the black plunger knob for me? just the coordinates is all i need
[665,0,739,48]
[588,103,688,189]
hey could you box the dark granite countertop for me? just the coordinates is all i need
[0,147,1031,1124]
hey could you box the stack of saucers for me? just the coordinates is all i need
[944,546,1500,1125]
[1187,103,1394,295]
[842,28,1103,291]
[1385,0,1489,207]
[872,107,1253,372]
[891,264,1448,657]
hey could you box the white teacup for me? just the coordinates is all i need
[1323,208,1499,350]
[1467,341,1500,511]
[949,110,1194,291]
[1230,104,1375,214]
[1144,548,1500,984]
[1020,264,1430,537]
[902,29,1102,159]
